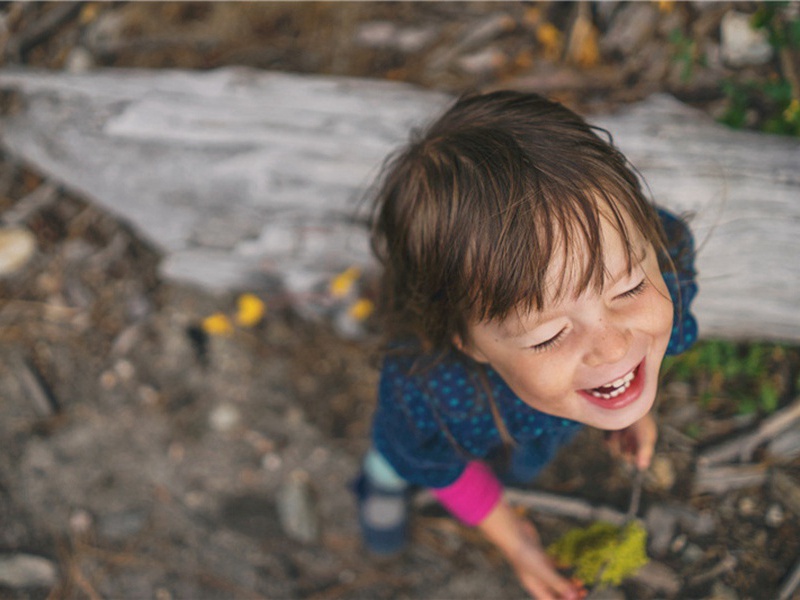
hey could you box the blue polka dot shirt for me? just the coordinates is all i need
[371,208,699,489]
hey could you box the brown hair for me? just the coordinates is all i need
[370,91,669,354]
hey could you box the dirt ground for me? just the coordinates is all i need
[1,3,799,599]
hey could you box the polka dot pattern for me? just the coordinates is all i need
[371,208,699,489]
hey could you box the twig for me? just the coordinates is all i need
[0,182,59,226]
[686,553,737,588]
[5,3,83,63]
[693,464,768,495]
[698,398,800,466]
[778,554,800,600]
[11,353,60,417]
[415,488,628,526]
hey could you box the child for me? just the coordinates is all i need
[353,91,698,599]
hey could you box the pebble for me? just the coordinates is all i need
[0,227,36,277]
[208,403,241,432]
[0,553,58,589]
[738,496,757,517]
[764,503,784,528]
[276,470,319,544]
[710,580,740,600]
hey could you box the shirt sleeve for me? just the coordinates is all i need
[371,355,471,488]
[658,208,699,355]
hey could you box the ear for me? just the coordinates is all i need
[452,334,489,364]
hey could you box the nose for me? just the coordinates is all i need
[583,317,632,367]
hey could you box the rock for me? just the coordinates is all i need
[457,47,508,75]
[600,3,658,56]
[276,470,319,544]
[0,227,36,276]
[645,504,678,558]
[720,11,773,67]
[208,403,241,432]
[97,510,148,542]
[356,21,437,53]
[710,580,740,600]
[65,46,95,73]
[0,553,58,589]
[765,503,785,528]
[631,561,681,596]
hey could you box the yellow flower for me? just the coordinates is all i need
[329,267,361,299]
[348,298,375,322]
[536,23,563,61]
[202,313,234,337]
[658,1,675,14]
[235,293,266,327]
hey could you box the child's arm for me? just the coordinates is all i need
[433,462,583,600]
[479,500,584,600]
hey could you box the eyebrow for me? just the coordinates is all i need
[609,243,648,284]
[495,242,649,341]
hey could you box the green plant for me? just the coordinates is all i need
[662,340,793,416]
[719,3,800,136]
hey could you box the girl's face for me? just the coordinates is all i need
[458,209,674,431]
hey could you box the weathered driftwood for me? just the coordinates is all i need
[0,67,799,342]
[697,398,800,466]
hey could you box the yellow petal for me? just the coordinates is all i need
[329,267,361,299]
[536,23,563,61]
[202,313,234,336]
[235,293,266,327]
[348,298,375,322]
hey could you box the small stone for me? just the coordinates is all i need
[0,553,58,588]
[720,11,773,67]
[65,46,95,73]
[0,228,36,276]
[114,359,135,381]
[97,511,148,541]
[738,496,757,517]
[262,453,282,472]
[765,503,784,528]
[457,47,508,75]
[209,403,240,432]
[682,543,705,564]
[670,533,688,554]
[710,580,740,600]
[69,510,93,534]
[276,470,319,544]
[645,504,678,557]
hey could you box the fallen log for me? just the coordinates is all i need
[0,67,798,342]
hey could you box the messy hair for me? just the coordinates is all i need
[370,91,669,353]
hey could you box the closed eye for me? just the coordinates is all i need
[530,327,567,352]
[619,279,647,299]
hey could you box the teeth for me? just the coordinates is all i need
[587,367,637,399]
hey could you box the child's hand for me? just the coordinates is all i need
[506,521,586,600]
[605,412,658,470]
[480,501,585,599]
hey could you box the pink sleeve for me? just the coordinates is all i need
[431,461,503,526]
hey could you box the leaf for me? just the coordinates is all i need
[235,293,266,327]
[202,313,234,337]
[329,266,361,299]
[348,298,375,321]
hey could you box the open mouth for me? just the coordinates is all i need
[579,359,645,409]
[587,367,637,399]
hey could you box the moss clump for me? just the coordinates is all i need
[547,521,649,587]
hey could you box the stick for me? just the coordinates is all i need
[778,555,800,600]
[698,398,800,466]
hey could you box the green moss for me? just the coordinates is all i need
[547,521,649,587]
